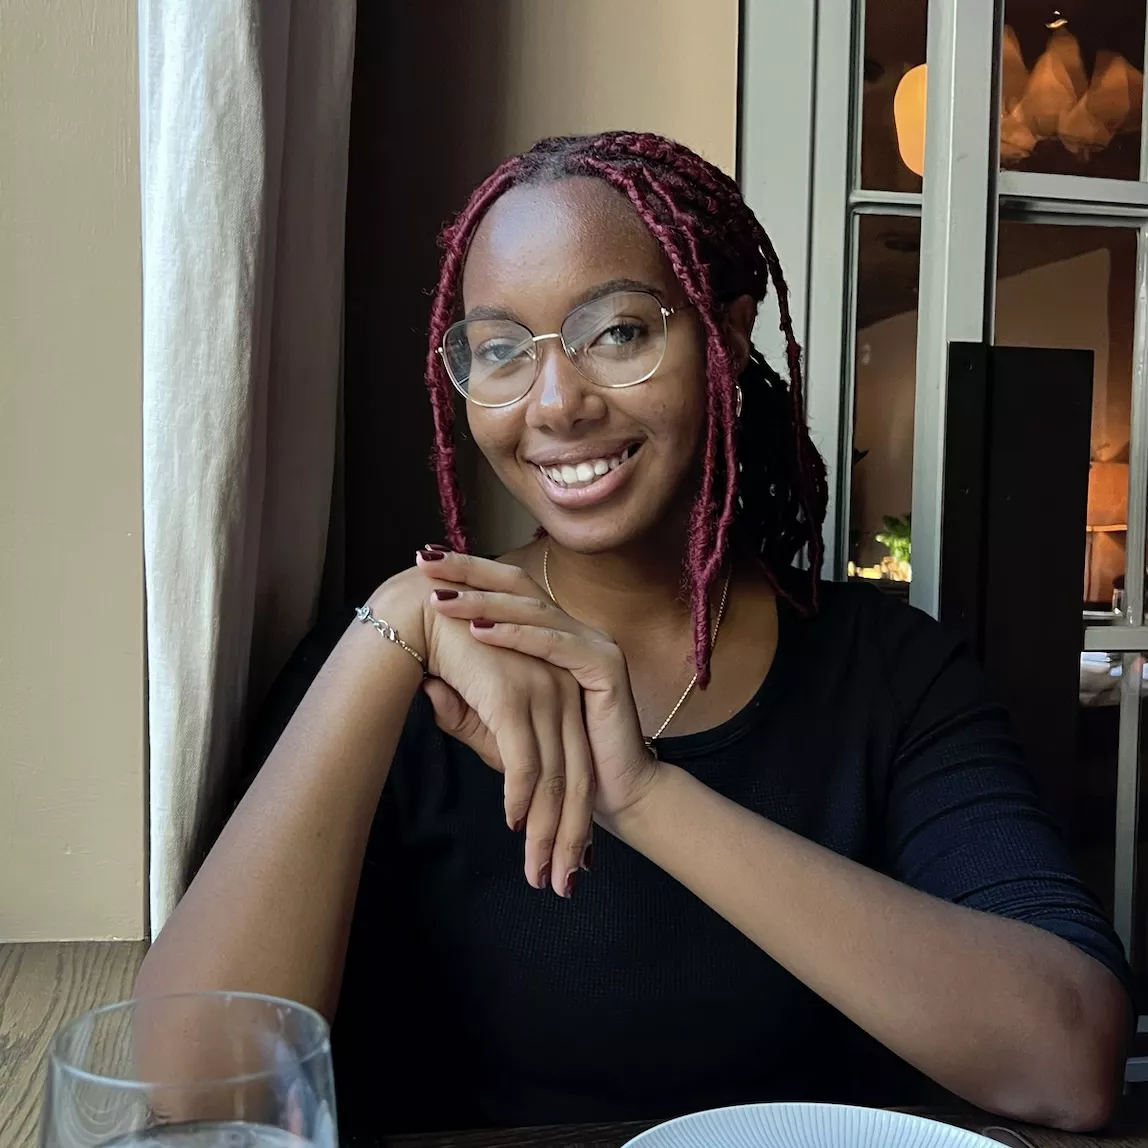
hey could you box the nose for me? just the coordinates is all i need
[524,338,608,433]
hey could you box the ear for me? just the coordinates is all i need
[724,295,757,375]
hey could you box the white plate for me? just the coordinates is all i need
[622,1103,998,1148]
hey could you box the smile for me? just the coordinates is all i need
[538,445,639,489]
[531,443,643,508]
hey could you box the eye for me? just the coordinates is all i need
[595,321,647,347]
[475,337,530,366]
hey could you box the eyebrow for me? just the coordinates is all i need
[463,277,666,323]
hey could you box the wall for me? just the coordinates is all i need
[343,0,740,591]
[0,0,145,940]
[489,1,737,173]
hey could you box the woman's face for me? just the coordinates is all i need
[460,176,722,555]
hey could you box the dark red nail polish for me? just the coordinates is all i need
[418,548,445,562]
[563,870,578,899]
[424,543,450,552]
[511,816,525,834]
[472,619,496,629]
[433,588,459,601]
[580,843,594,872]
[537,863,551,891]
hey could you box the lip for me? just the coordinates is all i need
[531,443,642,509]
[524,440,642,469]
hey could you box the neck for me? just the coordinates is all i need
[540,533,701,645]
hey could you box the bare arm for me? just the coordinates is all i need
[134,573,427,1020]
[607,765,1129,1131]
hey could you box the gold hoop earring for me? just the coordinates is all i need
[735,383,743,420]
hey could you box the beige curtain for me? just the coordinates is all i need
[140,0,356,931]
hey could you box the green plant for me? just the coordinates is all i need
[876,514,911,565]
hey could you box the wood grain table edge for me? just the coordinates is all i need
[0,940,147,1148]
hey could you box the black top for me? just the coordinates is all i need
[245,581,1131,1137]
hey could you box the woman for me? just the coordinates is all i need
[136,133,1131,1135]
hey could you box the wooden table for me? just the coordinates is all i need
[2,942,1147,1148]
[0,941,148,1148]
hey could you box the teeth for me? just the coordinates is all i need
[542,447,634,488]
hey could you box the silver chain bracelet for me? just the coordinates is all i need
[355,605,426,674]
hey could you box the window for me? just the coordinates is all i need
[746,0,1148,977]
[860,0,927,192]
[1001,2,1146,182]
[848,216,920,588]
[994,222,1138,610]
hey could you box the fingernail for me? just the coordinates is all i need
[537,863,551,891]
[472,619,496,629]
[580,842,594,872]
[417,548,445,562]
[563,870,578,899]
[511,816,525,834]
[432,588,459,601]
[424,543,451,552]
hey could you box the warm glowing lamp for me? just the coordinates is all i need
[1001,26,1029,113]
[893,63,928,177]
[1059,96,1110,156]
[1087,51,1143,136]
[1000,26,1035,162]
[1024,27,1086,138]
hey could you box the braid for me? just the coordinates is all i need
[425,158,524,552]
[576,157,739,681]
[424,131,827,682]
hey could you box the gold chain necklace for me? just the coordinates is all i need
[542,543,733,751]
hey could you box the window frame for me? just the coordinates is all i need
[740,0,1148,960]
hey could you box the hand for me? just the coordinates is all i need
[419,551,661,822]
[410,553,595,896]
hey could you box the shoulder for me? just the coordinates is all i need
[787,580,985,725]
[799,580,962,666]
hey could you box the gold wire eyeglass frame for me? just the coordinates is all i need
[435,289,692,409]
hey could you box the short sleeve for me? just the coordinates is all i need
[878,603,1133,998]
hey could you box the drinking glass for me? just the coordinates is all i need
[40,992,337,1148]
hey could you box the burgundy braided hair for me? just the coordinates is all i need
[424,132,828,686]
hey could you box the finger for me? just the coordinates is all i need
[422,679,502,772]
[495,708,541,835]
[416,550,540,596]
[551,696,595,898]
[468,621,621,692]
[430,589,583,635]
[523,689,566,891]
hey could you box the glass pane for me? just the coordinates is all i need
[848,215,920,594]
[1080,650,1148,1010]
[1000,3,1145,180]
[1076,650,1140,922]
[1134,665,1148,1003]
[861,0,928,192]
[995,222,1137,612]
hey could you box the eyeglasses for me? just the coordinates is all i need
[437,289,690,408]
